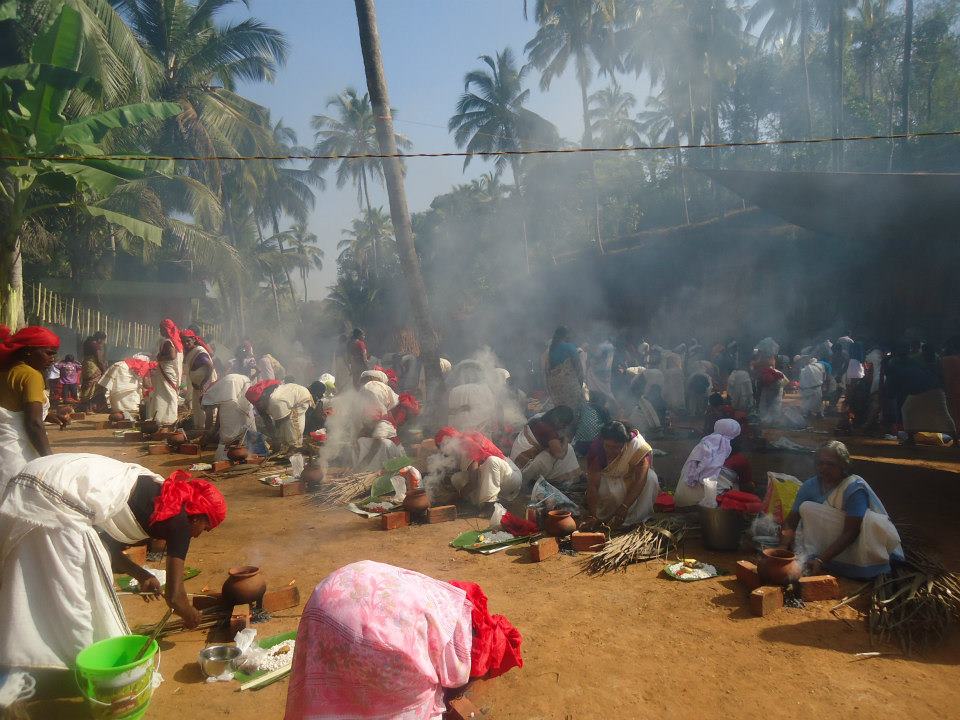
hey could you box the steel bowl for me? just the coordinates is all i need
[198,644,242,677]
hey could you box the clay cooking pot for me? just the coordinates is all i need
[545,510,577,537]
[227,447,249,462]
[168,430,187,446]
[301,464,324,490]
[221,565,267,605]
[403,488,430,513]
[109,411,125,423]
[758,548,802,586]
[140,420,160,435]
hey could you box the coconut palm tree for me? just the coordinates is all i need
[310,88,411,214]
[109,0,289,192]
[588,83,643,146]
[284,221,324,302]
[338,208,395,280]
[746,0,820,137]
[448,48,557,270]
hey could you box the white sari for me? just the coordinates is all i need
[147,338,182,426]
[0,454,161,669]
[596,434,660,525]
[184,345,217,422]
[509,425,580,485]
[267,383,315,447]
[202,374,254,460]
[98,361,142,419]
[0,394,50,486]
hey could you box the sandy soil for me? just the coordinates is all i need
[29,414,960,720]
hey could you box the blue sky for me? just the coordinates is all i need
[231,1,650,293]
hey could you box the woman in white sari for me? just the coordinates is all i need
[202,373,255,461]
[509,406,579,485]
[181,330,217,426]
[146,319,183,427]
[726,368,754,413]
[98,355,152,420]
[674,419,741,508]
[780,441,902,579]
[0,454,226,671]
[247,380,316,451]
[352,371,404,471]
[581,422,660,530]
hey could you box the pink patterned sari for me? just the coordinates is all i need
[284,561,473,720]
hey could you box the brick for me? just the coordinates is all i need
[122,544,147,565]
[425,505,457,524]
[192,592,226,611]
[280,480,304,497]
[529,536,560,562]
[124,431,143,442]
[570,532,606,553]
[147,444,171,455]
[70,412,86,420]
[749,586,784,616]
[261,585,300,613]
[446,696,480,720]
[245,454,265,465]
[110,419,134,429]
[381,511,410,530]
[735,560,761,590]
[229,612,250,634]
[177,443,200,455]
[799,575,841,602]
[212,460,232,473]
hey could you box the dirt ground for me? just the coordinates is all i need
[31,413,960,720]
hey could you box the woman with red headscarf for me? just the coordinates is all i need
[146,319,184,427]
[0,325,62,484]
[0,453,226,672]
[431,427,522,515]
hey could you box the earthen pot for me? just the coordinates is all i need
[168,430,187,446]
[301,464,324,490]
[227,447,249,462]
[222,565,267,605]
[109,411,126,423]
[403,488,430,514]
[758,548,802,586]
[140,420,160,435]
[545,510,577,537]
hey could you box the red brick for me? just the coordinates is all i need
[122,544,147,565]
[123,431,143,442]
[381,511,410,530]
[446,696,480,720]
[749,586,784,616]
[261,585,300,613]
[570,532,606,552]
[177,443,200,455]
[425,505,457,524]
[245,454,265,465]
[192,592,225,611]
[529,536,559,562]
[70,412,86,420]
[799,575,841,602]
[147,444,171,455]
[735,560,761,590]
[280,480,304,497]
[212,460,232,473]
[229,612,250,634]
[110,419,134,429]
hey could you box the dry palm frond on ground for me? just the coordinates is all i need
[310,471,379,509]
[867,547,960,654]
[584,514,694,576]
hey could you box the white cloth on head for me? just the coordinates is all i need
[146,338,182,425]
[0,392,50,487]
[361,370,389,385]
[98,361,142,419]
[674,419,741,508]
[0,453,160,670]
[360,380,399,416]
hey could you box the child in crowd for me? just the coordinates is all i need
[56,354,82,401]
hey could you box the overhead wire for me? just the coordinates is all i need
[1,128,957,163]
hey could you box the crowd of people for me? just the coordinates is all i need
[0,318,937,710]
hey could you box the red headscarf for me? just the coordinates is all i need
[373,364,398,389]
[150,470,227,528]
[180,329,212,355]
[0,325,60,366]
[123,357,156,378]
[160,318,183,353]
[245,379,281,405]
[434,426,505,464]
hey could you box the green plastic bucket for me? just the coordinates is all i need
[75,635,159,720]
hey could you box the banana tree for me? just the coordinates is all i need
[0,3,181,328]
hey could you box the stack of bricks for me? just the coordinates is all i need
[735,560,841,616]
[379,505,458,530]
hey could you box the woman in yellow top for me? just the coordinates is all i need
[0,325,62,484]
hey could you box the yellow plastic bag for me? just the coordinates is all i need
[763,472,802,524]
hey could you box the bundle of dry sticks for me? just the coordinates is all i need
[583,514,694,576]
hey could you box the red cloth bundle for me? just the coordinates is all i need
[500,511,538,537]
[718,490,763,513]
[447,580,523,679]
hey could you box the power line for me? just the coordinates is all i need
[1,128,956,163]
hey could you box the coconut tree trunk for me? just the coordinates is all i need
[675,121,690,225]
[509,157,531,275]
[0,237,25,330]
[354,0,442,396]
[360,171,378,280]
[800,1,814,140]
[899,0,914,169]
[579,78,604,254]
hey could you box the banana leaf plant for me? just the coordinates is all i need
[0,2,182,327]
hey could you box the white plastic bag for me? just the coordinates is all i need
[489,502,507,529]
[390,474,406,503]
[529,478,579,514]
[288,453,305,479]
[233,628,268,675]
